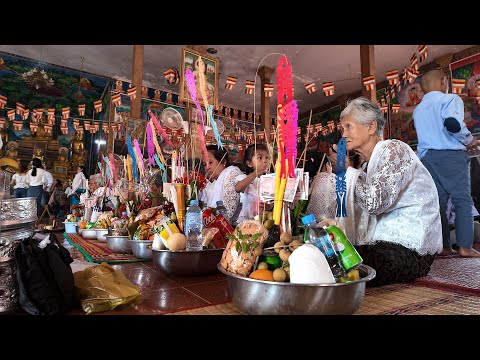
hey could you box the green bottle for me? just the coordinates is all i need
[326,225,362,271]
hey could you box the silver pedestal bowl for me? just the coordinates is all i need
[152,248,224,276]
[218,263,376,315]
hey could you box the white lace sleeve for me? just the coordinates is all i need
[355,140,415,215]
[223,169,242,221]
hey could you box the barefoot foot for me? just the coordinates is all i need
[458,247,480,258]
[438,248,457,256]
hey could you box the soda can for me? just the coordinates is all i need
[326,225,362,271]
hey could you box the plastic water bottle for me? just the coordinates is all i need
[216,200,228,219]
[301,214,346,280]
[185,200,203,251]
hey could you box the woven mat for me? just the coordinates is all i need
[170,282,480,315]
[415,257,480,296]
[64,233,146,263]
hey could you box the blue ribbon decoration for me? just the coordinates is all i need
[335,137,347,217]
[126,135,139,182]
[154,154,167,183]
[208,105,223,149]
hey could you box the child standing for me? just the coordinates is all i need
[235,144,271,223]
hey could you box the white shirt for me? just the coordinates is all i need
[71,172,87,193]
[12,173,29,189]
[43,170,54,192]
[235,174,260,222]
[26,168,47,187]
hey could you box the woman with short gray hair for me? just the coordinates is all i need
[326,97,443,287]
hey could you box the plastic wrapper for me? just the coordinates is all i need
[134,206,163,223]
[201,228,220,248]
[74,263,141,314]
[220,220,269,277]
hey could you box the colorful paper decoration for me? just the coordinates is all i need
[127,86,137,100]
[418,45,428,62]
[73,118,80,129]
[112,93,122,107]
[78,104,85,116]
[264,83,274,97]
[245,80,255,95]
[363,76,376,91]
[62,107,70,120]
[323,82,334,96]
[0,118,5,129]
[30,122,39,133]
[410,53,419,71]
[304,82,316,94]
[102,124,109,133]
[392,104,400,113]
[60,118,67,128]
[16,102,25,115]
[13,120,23,130]
[22,109,29,121]
[225,76,237,90]
[452,78,466,94]
[407,67,418,84]
[386,70,399,86]
[164,69,176,84]
[7,110,15,121]
[77,126,84,135]
[94,100,102,113]
[44,124,53,134]
[0,95,7,109]
[60,125,68,135]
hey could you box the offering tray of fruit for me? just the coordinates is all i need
[218,263,375,315]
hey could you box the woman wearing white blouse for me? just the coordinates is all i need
[70,165,87,207]
[26,158,48,214]
[327,97,442,287]
[11,161,29,198]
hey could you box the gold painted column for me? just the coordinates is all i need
[360,45,376,102]
[130,45,144,119]
[258,66,274,141]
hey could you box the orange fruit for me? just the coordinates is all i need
[79,220,87,229]
[249,269,274,281]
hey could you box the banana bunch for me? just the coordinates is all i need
[95,218,110,229]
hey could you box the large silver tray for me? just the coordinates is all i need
[0,197,37,230]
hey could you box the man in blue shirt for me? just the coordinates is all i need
[413,69,479,257]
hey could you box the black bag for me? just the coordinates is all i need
[15,233,75,315]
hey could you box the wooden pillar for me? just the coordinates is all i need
[258,66,274,141]
[130,45,144,119]
[360,45,376,102]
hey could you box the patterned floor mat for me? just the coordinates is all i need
[64,233,146,263]
[170,282,480,315]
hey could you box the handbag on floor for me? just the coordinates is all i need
[15,233,75,315]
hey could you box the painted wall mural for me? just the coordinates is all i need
[450,53,480,135]
[0,51,110,147]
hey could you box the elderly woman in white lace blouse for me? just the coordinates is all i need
[318,97,443,287]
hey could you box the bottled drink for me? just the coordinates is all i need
[301,214,346,280]
[185,200,203,251]
[326,225,363,271]
[216,200,228,219]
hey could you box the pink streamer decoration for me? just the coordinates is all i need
[109,153,118,183]
[148,110,174,148]
[276,55,298,179]
[146,122,155,166]
[133,139,145,174]
[186,68,209,162]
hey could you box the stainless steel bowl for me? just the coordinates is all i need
[152,248,224,276]
[218,264,376,315]
[129,240,153,260]
[0,197,37,230]
[96,229,109,242]
[106,235,132,254]
[81,229,97,240]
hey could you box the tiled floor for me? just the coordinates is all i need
[67,261,231,315]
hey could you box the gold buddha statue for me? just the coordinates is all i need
[23,121,58,143]
[70,131,86,169]
[32,146,45,161]
[5,141,20,161]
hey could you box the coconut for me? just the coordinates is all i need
[166,233,187,251]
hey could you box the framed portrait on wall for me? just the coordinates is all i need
[179,47,219,110]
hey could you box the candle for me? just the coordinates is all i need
[174,183,186,232]
[126,155,133,191]
[172,150,177,182]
